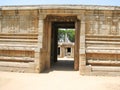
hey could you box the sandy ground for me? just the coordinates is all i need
[0,58,120,90]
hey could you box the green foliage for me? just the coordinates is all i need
[58,29,75,42]
[67,29,75,42]
[58,29,66,41]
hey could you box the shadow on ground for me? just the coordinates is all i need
[43,59,74,73]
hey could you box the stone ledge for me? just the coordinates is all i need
[0,5,119,10]
[89,66,120,76]
[86,49,120,54]
[82,66,120,76]
[0,44,37,51]
[0,56,34,62]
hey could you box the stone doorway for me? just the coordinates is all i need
[50,22,75,70]
[44,15,80,71]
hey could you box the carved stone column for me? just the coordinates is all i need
[79,19,86,75]
[0,16,1,33]
[34,14,46,73]
[78,15,91,75]
[74,20,80,70]
[0,10,2,33]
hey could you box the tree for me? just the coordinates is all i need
[58,29,75,42]
[57,29,66,42]
[67,29,75,42]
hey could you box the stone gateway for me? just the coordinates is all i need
[0,5,120,75]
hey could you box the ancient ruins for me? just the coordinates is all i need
[0,5,120,75]
[58,42,74,58]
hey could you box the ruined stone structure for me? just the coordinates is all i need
[58,43,74,58]
[0,5,120,75]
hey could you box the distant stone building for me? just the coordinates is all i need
[58,30,74,58]
[0,5,120,75]
[58,42,74,58]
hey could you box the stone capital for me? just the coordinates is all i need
[77,15,85,22]
[77,15,81,20]
[39,14,46,20]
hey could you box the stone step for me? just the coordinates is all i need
[0,66,35,73]
[92,66,120,72]
[0,61,34,68]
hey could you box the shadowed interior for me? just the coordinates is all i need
[50,21,75,70]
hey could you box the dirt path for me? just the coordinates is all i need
[0,59,120,90]
[0,71,120,90]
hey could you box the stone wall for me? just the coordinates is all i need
[0,5,119,75]
[83,10,120,75]
[0,10,39,72]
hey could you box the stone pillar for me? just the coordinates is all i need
[0,13,2,32]
[34,14,46,73]
[61,45,64,58]
[59,45,62,58]
[74,20,80,70]
[79,16,86,75]
[71,45,74,58]
[0,17,1,32]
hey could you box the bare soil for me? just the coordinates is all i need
[0,58,120,90]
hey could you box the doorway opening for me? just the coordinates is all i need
[50,21,75,71]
